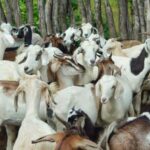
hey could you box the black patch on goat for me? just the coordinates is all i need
[18,55,27,64]
[130,48,148,75]
[24,25,32,47]
[17,25,32,47]
[35,51,42,60]
[58,43,69,54]
[68,109,101,142]
[79,28,83,37]
[91,27,97,34]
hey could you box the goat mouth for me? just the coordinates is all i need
[25,69,34,75]
[101,100,108,104]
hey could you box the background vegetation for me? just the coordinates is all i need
[0,0,150,41]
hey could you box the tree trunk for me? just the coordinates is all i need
[67,0,75,26]
[38,0,47,37]
[118,0,130,40]
[0,1,6,24]
[11,0,21,26]
[52,0,60,33]
[132,0,140,40]
[85,0,92,23]
[105,0,116,37]
[78,0,87,23]
[137,0,146,41]
[4,0,13,24]
[59,0,67,32]
[94,0,103,35]
[146,0,150,38]
[25,0,34,25]
[45,0,53,34]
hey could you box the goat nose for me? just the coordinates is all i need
[64,40,66,43]
[24,66,29,71]
[90,59,95,64]
[84,34,88,38]
[101,98,107,104]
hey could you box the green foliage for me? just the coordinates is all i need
[1,0,133,38]
[20,0,27,24]
[33,0,39,27]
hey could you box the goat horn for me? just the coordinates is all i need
[65,59,85,73]
[55,113,71,129]
[32,134,56,144]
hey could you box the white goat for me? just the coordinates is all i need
[0,27,15,60]
[52,84,98,131]
[0,22,12,34]
[0,79,50,150]
[78,23,98,39]
[11,24,43,47]
[96,74,133,124]
[61,27,80,50]
[13,75,55,150]
[112,39,150,93]
[51,40,100,89]
[102,38,145,58]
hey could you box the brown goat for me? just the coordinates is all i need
[91,55,121,84]
[32,131,98,150]
[44,35,70,54]
[108,113,150,150]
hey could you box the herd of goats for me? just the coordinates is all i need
[0,22,149,150]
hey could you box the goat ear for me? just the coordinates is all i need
[42,84,52,106]
[15,52,27,64]
[110,64,121,77]
[41,49,49,66]
[78,28,83,37]
[95,81,101,98]
[23,25,32,47]
[14,85,24,112]
[76,139,98,150]
[91,27,98,34]
[32,134,57,144]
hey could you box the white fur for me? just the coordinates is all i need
[13,76,55,150]
[52,84,98,130]
[97,74,133,124]
[0,29,15,60]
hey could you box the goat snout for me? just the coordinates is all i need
[90,59,95,65]
[101,98,108,104]
[84,34,88,38]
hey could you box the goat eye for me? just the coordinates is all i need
[36,51,42,60]
[18,56,27,64]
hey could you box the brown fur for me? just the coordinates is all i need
[94,56,121,84]
[4,51,16,61]
[0,80,19,91]
[108,116,150,150]
[32,131,98,150]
